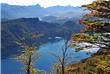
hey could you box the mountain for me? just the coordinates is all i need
[46,6,87,18]
[41,15,58,23]
[1,17,82,59]
[41,15,83,25]
[46,5,77,11]
[1,17,60,59]
[41,15,71,24]
[63,20,82,33]
[1,3,48,20]
[1,3,88,21]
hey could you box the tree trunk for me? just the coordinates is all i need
[27,54,32,74]
[61,64,65,74]
[61,58,65,74]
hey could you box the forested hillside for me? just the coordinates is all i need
[1,17,81,59]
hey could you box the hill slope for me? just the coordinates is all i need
[1,17,82,59]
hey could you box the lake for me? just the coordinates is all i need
[2,40,97,74]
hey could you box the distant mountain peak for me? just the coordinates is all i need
[36,4,41,7]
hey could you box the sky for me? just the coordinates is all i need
[0,0,95,7]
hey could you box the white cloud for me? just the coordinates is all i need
[0,0,95,7]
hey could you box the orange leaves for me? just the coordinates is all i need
[84,11,100,17]
[84,25,93,29]
[80,25,94,33]
[79,20,86,24]
[79,19,105,32]
[80,30,85,33]
[81,0,110,33]
[84,25,94,32]
[82,1,110,18]
[79,20,95,32]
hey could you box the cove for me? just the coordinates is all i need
[2,40,94,74]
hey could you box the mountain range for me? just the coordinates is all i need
[1,3,88,21]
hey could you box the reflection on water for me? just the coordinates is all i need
[2,40,93,74]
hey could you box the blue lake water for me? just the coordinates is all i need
[2,40,91,74]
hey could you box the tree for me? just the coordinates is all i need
[50,40,70,74]
[60,39,70,74]
[16,47,40,74]
[15,31,44,74]
[50,36,72,74]
[72,0,110,50]
[69,0,110,74]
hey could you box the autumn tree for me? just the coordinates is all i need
[72,0,110,50]
[50,35,72,74]
[50,40,70,74]
[69,0,110,74]
[16,31,45,74]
